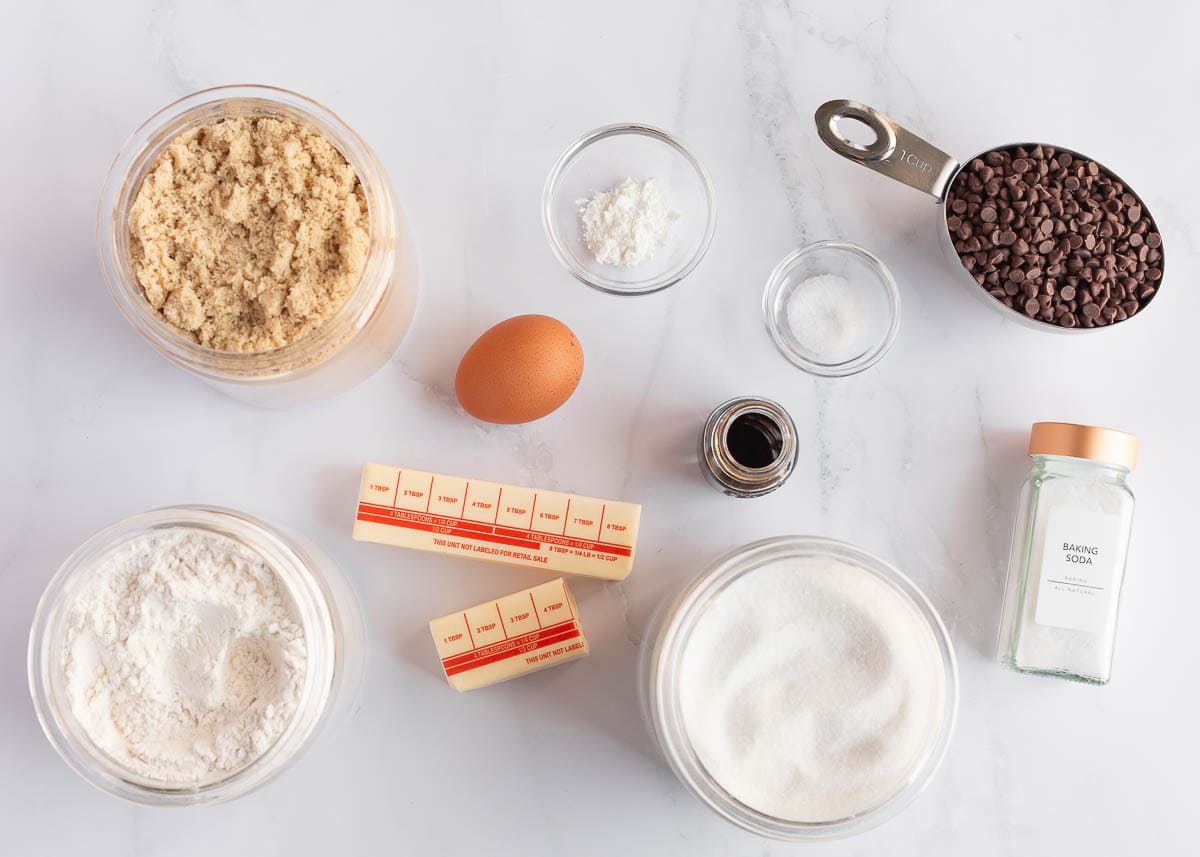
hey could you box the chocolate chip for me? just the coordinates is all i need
[945,144,1164,328]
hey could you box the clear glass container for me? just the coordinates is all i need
[697,396,798,497]
[997,423,1138,684]
[542,123,716,295]
[642,536,959,841]
[762,240,899,377]
[97,85,419,407]
[27,505,364,806]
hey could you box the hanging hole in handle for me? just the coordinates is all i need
[815,100,897,163]
[836,116,878,148]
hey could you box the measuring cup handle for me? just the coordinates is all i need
[814,99,959,200]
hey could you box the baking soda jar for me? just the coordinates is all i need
[997,422,1138,684]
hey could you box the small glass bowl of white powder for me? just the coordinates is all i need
[644,536,958,840]
[542,123,716,295]
[28,506,362,806]
[762,241,900,376]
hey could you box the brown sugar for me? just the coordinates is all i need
[127,116,370,353]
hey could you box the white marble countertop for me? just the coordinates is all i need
[3,1,1197,853]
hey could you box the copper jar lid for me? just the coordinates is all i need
[1029,422,1138,469]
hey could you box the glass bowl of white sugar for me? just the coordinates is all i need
[762,240,900,376]
[542,123,716,295]
[643,536,959,840]
[27,506,363,806]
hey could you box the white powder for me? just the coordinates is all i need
[61,528,307,786]
[785,273,863,359]
[678,556,946,823]
[1003,472,1133,679]
[578,177,677,266]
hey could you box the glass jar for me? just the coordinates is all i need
[697,396,799,497]
[641,536,959,840]
[27,505,364,806]
[97,85,419,407]
[997,422,1138,684]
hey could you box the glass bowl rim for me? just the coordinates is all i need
[762,239,901,377]
[646,534,960,841]
[541,122,717,296]
[96,83,399,381]
[26,504,339,806]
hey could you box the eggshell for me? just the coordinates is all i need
[454,315,584,424]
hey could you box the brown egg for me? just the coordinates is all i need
[455,315,584,424]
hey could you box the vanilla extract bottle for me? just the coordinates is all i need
[997,422,1138,685]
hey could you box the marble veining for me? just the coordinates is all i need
[1,1,1197,855]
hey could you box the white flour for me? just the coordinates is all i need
[61,528,306,785]
[579,177,677,266]
[679,556,946,823]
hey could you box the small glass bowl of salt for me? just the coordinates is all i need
[762,240,900,377]
[542,123,716,296]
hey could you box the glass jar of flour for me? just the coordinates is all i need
[997,422,1138,684]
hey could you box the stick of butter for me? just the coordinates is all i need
[429,578,589,691]
[353,463,640,580]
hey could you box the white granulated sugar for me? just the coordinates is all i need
[679,556,946,823]
[61,528,306,785]
[579,177,677,266]
[785,273,862,358]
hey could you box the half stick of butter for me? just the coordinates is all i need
[353,463,640,580]
[429,578,589,691]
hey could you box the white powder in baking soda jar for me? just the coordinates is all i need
[678,556,946,823]
[61,528,307,786]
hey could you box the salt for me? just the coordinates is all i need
[785,273,862,358]
[678,556,947,823]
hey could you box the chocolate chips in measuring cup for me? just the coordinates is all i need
[945,145,1163,329]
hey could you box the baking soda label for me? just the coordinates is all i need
[1035,507,1120,633]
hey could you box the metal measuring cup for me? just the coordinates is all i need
[814,99,1164,333]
